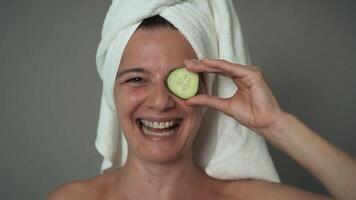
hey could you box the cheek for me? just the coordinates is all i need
[184,104,203,128]
[115,87,147,117]
[193,109,203,128]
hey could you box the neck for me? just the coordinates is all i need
[114,150,206,200]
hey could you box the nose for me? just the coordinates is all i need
[147,83,175,112]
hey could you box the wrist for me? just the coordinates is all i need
[257,111,295,141]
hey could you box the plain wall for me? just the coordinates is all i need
[0,0,355,199]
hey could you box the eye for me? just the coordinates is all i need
[125,77,146,86]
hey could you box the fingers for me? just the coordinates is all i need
[185,58,262,79]
[184,59,235,78]
[187,94,228,113]
[185,58,267,87]
[200,58,251,78]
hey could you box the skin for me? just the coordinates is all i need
[47,29,356,200]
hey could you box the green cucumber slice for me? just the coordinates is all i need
[166,67,199,99]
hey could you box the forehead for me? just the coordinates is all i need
[119,29,197,70]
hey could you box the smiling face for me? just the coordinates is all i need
[114,28,205,164]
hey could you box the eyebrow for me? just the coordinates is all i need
[117,67,150,78]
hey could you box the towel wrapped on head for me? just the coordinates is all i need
[95,0,280,182]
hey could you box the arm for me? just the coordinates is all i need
[260,112,356,200]
[185,58,356,200]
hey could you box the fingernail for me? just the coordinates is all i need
[186,59,199,65]
[186,97,196,105]
[186,100,195,106]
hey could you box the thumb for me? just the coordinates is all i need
[187,94,228,113]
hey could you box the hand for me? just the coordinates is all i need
[185,58,285,134]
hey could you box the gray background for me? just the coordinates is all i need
[0,0,355,199]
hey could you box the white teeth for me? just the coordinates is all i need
[140,119,180,129]
[139,119,181,137]
[153,122,159,128]
[142,126,176,137]
[158,122,165,129]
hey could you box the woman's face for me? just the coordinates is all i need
[114,28,205,164]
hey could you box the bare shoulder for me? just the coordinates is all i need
[222,179,332,200]
[46,171,117,200]
[47,180,93,200]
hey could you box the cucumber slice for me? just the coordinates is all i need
[166,67,199,99]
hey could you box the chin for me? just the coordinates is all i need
[138,149,186,164]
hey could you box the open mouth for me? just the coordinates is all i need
[136,118,182,137]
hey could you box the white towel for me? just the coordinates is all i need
[95,0,280,182]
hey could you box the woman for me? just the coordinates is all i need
[47,15,356,200]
